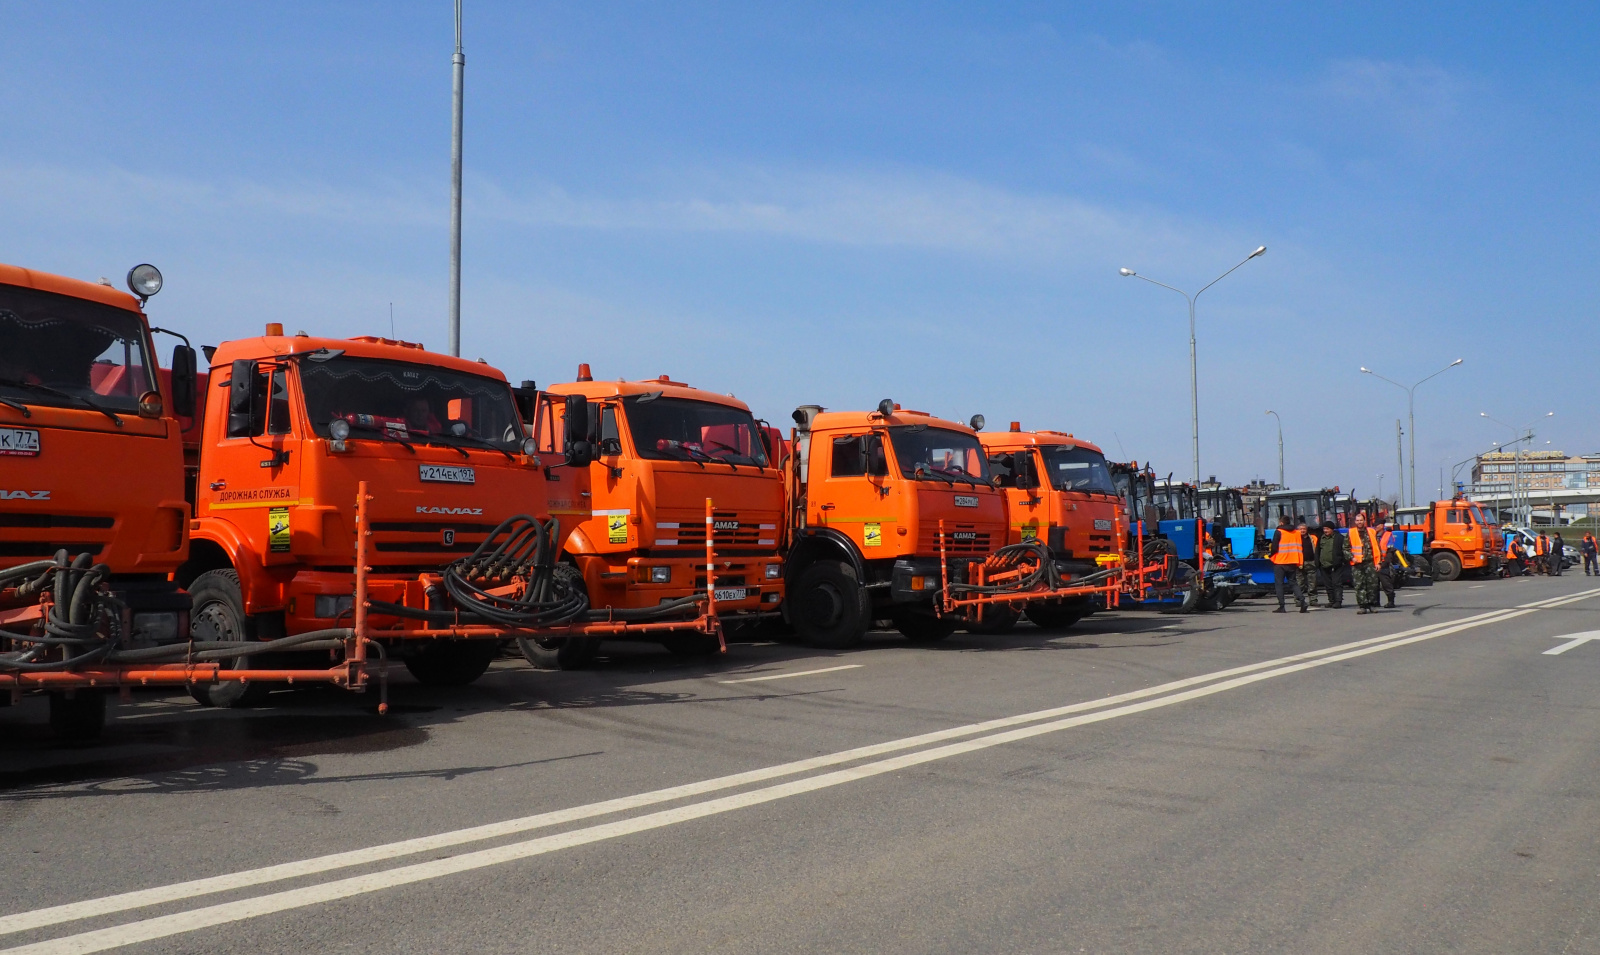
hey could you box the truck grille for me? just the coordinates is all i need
[369,520,498,557]
[656,512,773,548]
[924,528,992,556]
[0,514,115,561]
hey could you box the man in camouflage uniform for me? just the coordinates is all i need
[1349,512,1384,614]
[1295,520,1320,607]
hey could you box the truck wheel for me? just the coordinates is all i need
[965,606,1019,634]
[187,569,271,708]
[405,640,500,686]
[1025,600,1088,630]
[894,611,957,644]
[791,561,869,649]
[517,636,600,669]
[1431,551,1462,582]
[48,690,106,741]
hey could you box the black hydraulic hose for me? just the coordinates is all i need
[435,514,591,628]
[946,541,1124,598]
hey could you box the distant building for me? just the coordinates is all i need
[1470,451,1600,493]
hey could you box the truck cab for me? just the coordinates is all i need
[536,369,785,665]
[785,403,1006,647]
[980,426,1122,628]
[0,262,196,735]
[1393,498,1500,581]
[181,327,571,701]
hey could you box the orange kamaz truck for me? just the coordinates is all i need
[1393,497,1500,581]
[0,262,197,737]
[177,326,594,703]
[526,366,785,666]
[783,402,1009,647]
[978,424,1125,630]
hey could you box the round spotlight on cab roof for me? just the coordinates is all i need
[328,418,352,441]
[877,398,894,417]
[969,414,985,431]
[126,264,163,302]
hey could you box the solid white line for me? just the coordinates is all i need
[718,665,863,684]
[3,587,1595,946]
[9,596,1588,955]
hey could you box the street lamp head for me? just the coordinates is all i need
[1360,367,1371,374]
[1249,246,1267,258]
[1449,358,1463,366]
[1119,268,1135,277]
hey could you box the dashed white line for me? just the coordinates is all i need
[718,664,863,684]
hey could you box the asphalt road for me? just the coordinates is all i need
[4,574,1600,954]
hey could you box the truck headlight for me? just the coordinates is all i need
[522,437,538,456]
[765,564,781,579]
[328,418,351,441]
[127,263,163,300]
[650,566,672,583]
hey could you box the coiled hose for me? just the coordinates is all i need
[367,513,706,628]
[945,541,1121,598]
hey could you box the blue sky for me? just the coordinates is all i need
[4,2,1596,499]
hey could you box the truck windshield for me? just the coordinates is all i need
[622,396,769,467]
[888,426,989,484]
[299,356,523,448]
[0,283,155,413]
[1039,446,1115,494]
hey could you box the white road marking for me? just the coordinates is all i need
[1470,584,1486,589]
[718,665,863,684]
[1543,629,1600,655]
[4,587,1596,953]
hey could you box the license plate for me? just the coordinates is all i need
[1094,519,1113,531]
[713,587,749,601]
[954,495,979,507]
[0,428,39,457]
[419,465,475,484]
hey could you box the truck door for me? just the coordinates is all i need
[820,432,890,550]
[203,361,302,565]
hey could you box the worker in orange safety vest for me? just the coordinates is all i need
[1268,515,1308,613]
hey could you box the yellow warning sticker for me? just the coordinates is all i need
[268,507,291,553]
[863,522,882,547]
[607,514,628,544]
[1020,520,1040,542]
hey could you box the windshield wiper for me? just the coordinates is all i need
[914,463,955,487]
[0,378,121,426]
[656,442,706,469]
[343,420,416,453]
[932,464,983,488]
[418,437,470,459]
[0,394,30,418]
[702,440,746,472]
[428,431,515,461]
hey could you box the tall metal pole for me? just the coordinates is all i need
[1396,419,1404,504]
[1360,359,1461,506]
[448,0,465,357]
[1266,410,1283,487]
[1120,245,1265,489]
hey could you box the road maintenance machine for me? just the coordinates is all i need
[977,424,1127,630]
[1393,497,1501,581]
[0,262,197,738]
[526,365,786,666]
[1108,463,1244,612]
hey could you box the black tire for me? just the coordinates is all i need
[1162,567,1203,615]
[48,690,106,741]
[1025,600,1089,630]
[965,606,1019,634]
[186,569,271,708]
[517,566,600,669]
[405,640,500,686]
[1216,589,1238,610]
[662,633,723,657]
[1431,551,1462,582]
[894,611,957,644]
[791,560,870,649]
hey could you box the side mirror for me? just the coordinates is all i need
[511,382,537,424]
[226,358,259,438]
[564,394,594,466]
[1014,453,1038,490]
[170,345,197,418]
[863,435,888,477]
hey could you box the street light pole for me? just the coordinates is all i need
[1359,358,1463,506]
[448,0,465,357]
[1120,245,1266,487]
[1481,412,1553,526]
[1265,410,1284,487]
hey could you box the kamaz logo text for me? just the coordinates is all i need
[1,490,49,500]
[416,506,483,516]
[712,520,739,531]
